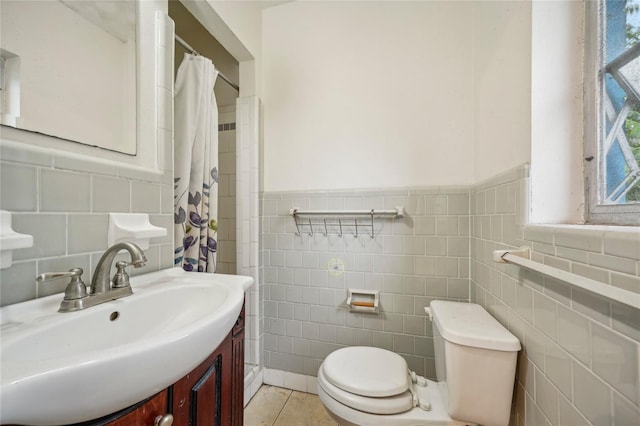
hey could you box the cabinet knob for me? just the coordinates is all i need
[154,414,174,426]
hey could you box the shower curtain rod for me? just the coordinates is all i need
[175,34,240,92]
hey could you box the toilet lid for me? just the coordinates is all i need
[319,362,415,415]
[322,346,410,397]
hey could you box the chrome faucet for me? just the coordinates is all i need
[91,242,147,294]
[37,242,147,312]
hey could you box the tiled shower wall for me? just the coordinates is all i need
[217,105,237,275]
[261,187,471,378]
[0,13,174,307]
[470,165,640,425]
[236,96,261,372]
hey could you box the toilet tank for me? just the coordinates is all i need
[430,301,521,426]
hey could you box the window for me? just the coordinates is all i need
[585,0,640,225]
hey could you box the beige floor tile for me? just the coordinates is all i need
[244,385,292,426]
[273,391,338,426]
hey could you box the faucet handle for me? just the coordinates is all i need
[112,261,131,289]
[36,268,88,301]
[36,268,83,283]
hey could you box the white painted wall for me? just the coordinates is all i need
[209,1,585,223]
[469,1,585,224]
[262,1,475,192]
[206,1,264,97]
[472,2,532,183]
[207,0,262,62]
[530,1,585,223]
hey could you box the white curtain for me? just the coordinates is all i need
[174,53,219,272]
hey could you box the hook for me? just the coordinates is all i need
[370,209,375,239]
[354,218,359,238]
[338,218,343,238]
[292,210,302,236]
[323,219,328,237]
[308,218,314,236]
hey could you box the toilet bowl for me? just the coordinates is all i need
[317,301,521,426]
[317,346,468,426]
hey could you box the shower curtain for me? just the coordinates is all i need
[174,53,219,272]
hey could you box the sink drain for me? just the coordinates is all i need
[109,311,120,321]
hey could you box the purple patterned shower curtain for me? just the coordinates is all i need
[173,53,219,272]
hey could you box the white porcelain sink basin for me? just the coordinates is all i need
[0,267,253,425]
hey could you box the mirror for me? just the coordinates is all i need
[0,0,137,155]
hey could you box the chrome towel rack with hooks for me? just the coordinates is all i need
[289,207,404,238]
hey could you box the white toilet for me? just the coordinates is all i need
[317,300,521,426]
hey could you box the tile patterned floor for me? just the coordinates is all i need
[244,385,338,426]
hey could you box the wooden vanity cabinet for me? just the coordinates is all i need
[69,303,245,426]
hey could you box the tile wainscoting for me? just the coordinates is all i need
[259,166,640,425]
[0,142,174,307]
[470,165,640,425]
[260,187,472,378]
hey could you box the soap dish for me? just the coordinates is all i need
[108,213,167,250]
[0,210,34,269]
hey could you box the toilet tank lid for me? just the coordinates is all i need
[430,301,521,352]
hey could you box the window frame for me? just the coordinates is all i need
[584,0,640,226]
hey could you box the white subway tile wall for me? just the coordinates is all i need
[216,104,237,276]
[0,160,173,308]
[470,165,640,425]
[261,187,471,378]
[237,96,261,390]
[0,13,175,307]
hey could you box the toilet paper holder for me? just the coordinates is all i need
[346,289,380,313]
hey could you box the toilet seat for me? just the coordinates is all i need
[319,346,420,415]
[322,346,410,397]
[319,363,415,415]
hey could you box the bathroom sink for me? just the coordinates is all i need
[0,267,253,425]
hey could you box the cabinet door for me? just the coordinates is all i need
[170,329,236,426]
[171,351,223,426]
[189,357,222,425]
[107,390,168,426]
